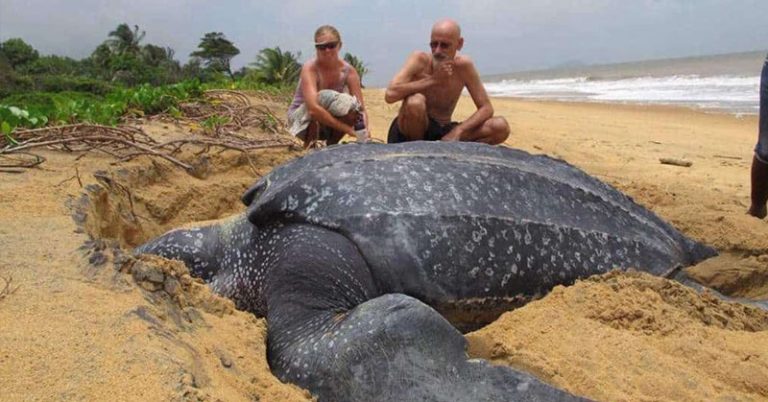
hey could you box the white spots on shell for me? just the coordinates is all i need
[471,225,488,243]
[501,273,512,287]
[524,229,532,245]
[284,195,299,210]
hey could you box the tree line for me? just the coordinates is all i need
[0,23,369,99]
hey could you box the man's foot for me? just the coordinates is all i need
[747,204,767,219]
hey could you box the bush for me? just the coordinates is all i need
[108,80,203,115]
[19,55,86,76]
[0,79,223,130]
[0,68,33,98]
[0,91,119,125]
[33,74,113,95]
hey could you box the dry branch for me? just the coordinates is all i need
[659,158,693,167]
[713,154,742,160]
[0,276,19,302]
[0,90,297,173]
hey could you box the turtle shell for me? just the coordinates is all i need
[242,142,715,304]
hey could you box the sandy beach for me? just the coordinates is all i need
[1,89,766,401]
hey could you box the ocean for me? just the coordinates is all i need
[482,51,767,115]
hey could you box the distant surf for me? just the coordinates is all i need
[483,51,767,115]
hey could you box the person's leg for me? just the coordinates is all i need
[749,56,768,218]
[396,94,429,141]
[303,121,320,149]
[749,156,768,218]
[325,111,359,146]
[460,116,511,145]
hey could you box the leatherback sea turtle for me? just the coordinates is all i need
[136,142,716,401]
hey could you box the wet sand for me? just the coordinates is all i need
[0,90,766,401]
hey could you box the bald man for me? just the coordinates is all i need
[385,19,510,144]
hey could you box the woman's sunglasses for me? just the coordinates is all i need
[315,42,339,51]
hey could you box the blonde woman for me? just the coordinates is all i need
[287,25,370,149]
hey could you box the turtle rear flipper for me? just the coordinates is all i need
[263,224,585,402]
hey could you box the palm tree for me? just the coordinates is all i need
[142,44,175,67]
[108,24,145,55]
[250,47,301,85]
[190,32,240,79]
[343,53,369,87]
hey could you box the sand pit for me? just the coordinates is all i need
[1,89,767,401]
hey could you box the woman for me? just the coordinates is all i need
[287,25,370,149]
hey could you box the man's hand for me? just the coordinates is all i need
[441,125,463,142]
[432,59,455,82]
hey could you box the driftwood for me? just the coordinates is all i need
[713,154,743,160]
[659,157,693,167]
[0,91,300,173]
[176,90,287,136]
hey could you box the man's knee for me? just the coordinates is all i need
[402,93,427,117]
[487,116,510,144]
[396,94,429,141]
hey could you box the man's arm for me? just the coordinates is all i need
[384,52,435,104]
[443,56,494,141]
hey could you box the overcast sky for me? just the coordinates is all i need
[1,0,766,86]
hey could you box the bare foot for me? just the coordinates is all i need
[747,204,767,219]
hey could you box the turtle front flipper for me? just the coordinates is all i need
[263,224,586,402]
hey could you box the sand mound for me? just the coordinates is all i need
[73,144,300,249]
[687,253,768,300]
[467,270,768,401]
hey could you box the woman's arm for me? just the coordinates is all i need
[346,67,371,141]
[300,61,356,135]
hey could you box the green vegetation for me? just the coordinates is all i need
[249,47,301,86]
[1,81,203,128]
[0,105,47,145]
[0,38,40,69]
[0,23,370,142]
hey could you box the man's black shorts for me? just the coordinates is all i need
[387,116,459,143]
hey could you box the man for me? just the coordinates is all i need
[385,19,510,144]
[748,53,768,218]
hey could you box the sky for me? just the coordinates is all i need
[1,0,767,86]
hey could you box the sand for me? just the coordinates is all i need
[0,89,766,401]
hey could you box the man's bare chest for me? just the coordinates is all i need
[424,80,463,115]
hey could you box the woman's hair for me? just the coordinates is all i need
[314,25,341,43]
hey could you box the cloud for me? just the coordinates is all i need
[1,0,766,85]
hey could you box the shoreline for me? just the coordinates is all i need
[364,88,759,121]
[486,95,760,117]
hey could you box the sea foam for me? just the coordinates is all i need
[484,75,760,114]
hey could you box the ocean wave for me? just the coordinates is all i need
[484,75,760,114]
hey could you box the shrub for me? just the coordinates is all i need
[33,74,113,95]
